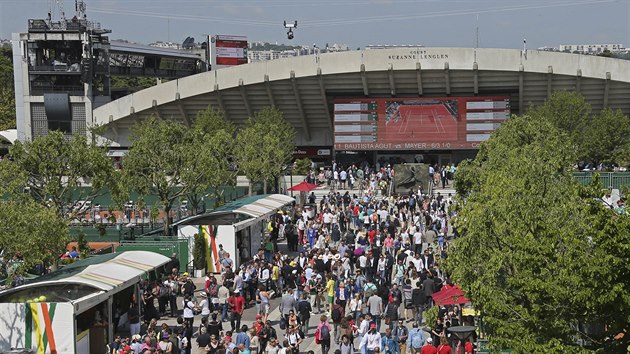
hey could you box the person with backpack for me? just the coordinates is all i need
[158,278,172,317]
[407,323,426,353]
[331,299,346,344]
[315,315,332,354]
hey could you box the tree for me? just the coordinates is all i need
[449,115,630,353]
[0,46,16,130]
[0,163,68,282]
[187,106,237,211]
[528,91,630,166]
[528,91,591,149]
[293,158,312,175]
[123,118,192,235]
[235,107,295,195]
[581,108,630,166]
[3,130,116,219]
[0,199,68,280]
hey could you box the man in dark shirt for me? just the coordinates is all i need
[128,302,141,336]
[422,275,435,308]
[196,327,211,350]
[259,320,277,351]
[206,312,223,338]
[296,293,312,335]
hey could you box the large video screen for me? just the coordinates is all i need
[333,96,510,150]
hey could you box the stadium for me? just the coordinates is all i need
[93,47,630,165]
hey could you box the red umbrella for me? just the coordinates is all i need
[436,293,471,306]
[433,285,470,306]
[432,285,466,302]
[288,181,320,192]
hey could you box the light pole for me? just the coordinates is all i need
[447,326,477,354]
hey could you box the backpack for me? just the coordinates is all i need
[331,307,342,322]
[320,323,331,341]
[159,284,170,298]
[208,284,219,297]
[410,329,424,349]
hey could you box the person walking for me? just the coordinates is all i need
[296,293,312,335]
[331,300,346,344]
[182,295,197,332]
[316,315,333,354]
[407,322,426,353]
[394,319,408,354]
[367,292,383,332]
[420,338,438,354]
[359,324,382,354]
[229,289,246,331]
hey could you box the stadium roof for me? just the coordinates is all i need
[0,251,169,314]
[109,40,202,60]
[93,47,630,147]
[174,193,295,231]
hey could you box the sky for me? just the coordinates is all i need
[1,0,628,50]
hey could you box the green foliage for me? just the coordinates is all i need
[423,305,438,329]
[110,76,158,91]
[192,233,206,271]
[77,231,90,258]
[189,106,237,210]
[234,107,296,194]
[452,158,478,197]
[123,118,190,235]
[528,91,590,149]
[597,49,614,58]
[449,115,630,353]
[293,158,312,175]
[0,46,16,130]
[3,130,115,218]
[528,91,630,166]
[0,199,68,277]
[581,108,630,166]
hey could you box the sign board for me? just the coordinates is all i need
[209,34,248,69]
[333,96,511,150]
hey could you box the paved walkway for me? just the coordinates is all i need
[117,183,450,351]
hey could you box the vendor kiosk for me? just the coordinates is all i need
[176,194,295,273]
[0,251,170,353]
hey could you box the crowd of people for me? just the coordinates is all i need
[109,162,476,354]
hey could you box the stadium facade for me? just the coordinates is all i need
[91,47,630,165]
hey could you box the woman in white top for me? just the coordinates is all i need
[182,295,196,330]
[199,292,211,322]
[349,294,362,323]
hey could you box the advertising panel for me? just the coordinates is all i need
[333,96,510,150]
[209,35,248,68]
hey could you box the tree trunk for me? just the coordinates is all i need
[263,179,268,194]
[248,182,253,196]
[163,204,172,236]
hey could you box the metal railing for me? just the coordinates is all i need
[572,172,630,190]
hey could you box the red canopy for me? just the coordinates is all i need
[432,285,470,306]
[288,181,319,192]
